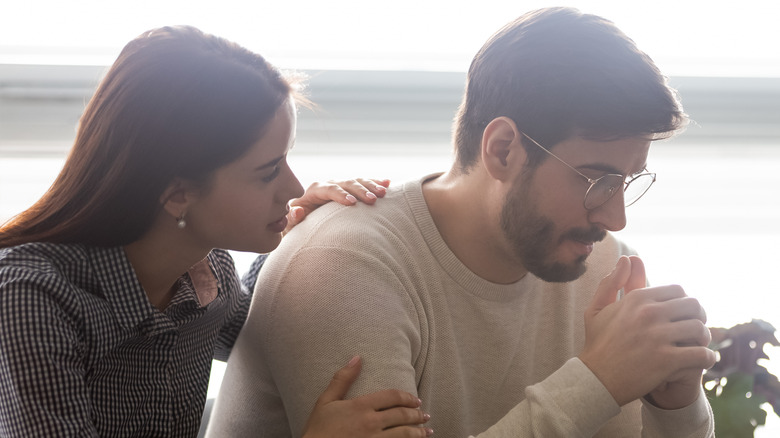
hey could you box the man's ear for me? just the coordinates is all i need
[159,178,198,220]
[481,116,528,181]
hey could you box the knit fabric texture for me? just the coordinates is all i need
[208,174,714,438]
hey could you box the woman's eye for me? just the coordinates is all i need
[262,165,281,182]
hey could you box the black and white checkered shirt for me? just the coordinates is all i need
[0,243,250,437]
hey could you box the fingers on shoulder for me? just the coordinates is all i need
[326,178,389,204]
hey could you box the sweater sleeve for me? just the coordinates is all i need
[206,245,423,438]
[640,389,714,437]
[473,358,621,437]
[472,359,714,438]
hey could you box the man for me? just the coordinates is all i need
[208,7,716,437]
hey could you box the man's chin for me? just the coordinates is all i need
[530,257,588,283]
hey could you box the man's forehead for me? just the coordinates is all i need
[556,136,651,174]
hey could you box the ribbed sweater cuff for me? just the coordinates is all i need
[530,357,621,435]
[641,387,714,437]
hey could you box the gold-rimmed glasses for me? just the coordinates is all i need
[520,132,656,210]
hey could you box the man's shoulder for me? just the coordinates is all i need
[285,181,424,250]
[256,180,435,304]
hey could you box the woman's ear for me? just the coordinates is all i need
[481,116,528,181]
[159,178,197,220]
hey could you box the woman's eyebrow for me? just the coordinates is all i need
[254,156,284,172]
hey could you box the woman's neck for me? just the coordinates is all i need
[123,226,210,311]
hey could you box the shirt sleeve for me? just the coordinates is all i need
[240,253,268,292]
[0,273,99,437]
[209,250,252,362]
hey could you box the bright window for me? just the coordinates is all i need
[2,1,779,435]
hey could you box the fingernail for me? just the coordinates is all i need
[417,397,423,407]
[346,194,357,203]
[425,428,434,436]
[347,355,360,367]
[366,191,377,200]
[290,207,300,220]
[375,185,387,192]
[423,413,431,421]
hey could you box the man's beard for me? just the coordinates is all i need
[500,181,606,283]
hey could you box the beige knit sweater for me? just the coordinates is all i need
[207,175,714,438]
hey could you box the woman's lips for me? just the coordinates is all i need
[267,215,288,233]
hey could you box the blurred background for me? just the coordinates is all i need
[1,0,779,434]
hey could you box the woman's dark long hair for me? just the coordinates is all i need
[0,26,293,248]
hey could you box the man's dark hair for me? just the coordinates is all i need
[453,7,687,172]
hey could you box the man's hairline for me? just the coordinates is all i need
[455,127,675,175]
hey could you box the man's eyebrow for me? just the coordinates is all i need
[579,162,648,176]
[254,156,284,171]
[634,162,649,175]
[579,163,624,175]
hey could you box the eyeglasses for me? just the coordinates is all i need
[520,132,656,210]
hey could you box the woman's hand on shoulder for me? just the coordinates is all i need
[284,178,390,233]
[302,356,433,438]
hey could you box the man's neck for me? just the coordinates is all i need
[422,169,528,284]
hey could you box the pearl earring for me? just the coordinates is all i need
[176,214,187,229]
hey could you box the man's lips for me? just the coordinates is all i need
[562,227,606,245]
[570,239,595,255]
[561,227,605,257]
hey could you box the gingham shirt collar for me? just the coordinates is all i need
[88,246,157,330]
[0,243,249,437]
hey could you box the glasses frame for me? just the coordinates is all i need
[519,132,656,210]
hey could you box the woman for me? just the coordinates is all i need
[0,26,431,437]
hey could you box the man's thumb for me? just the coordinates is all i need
[590,256,631,311]
[315,356,362,405]
[624,255,647,294]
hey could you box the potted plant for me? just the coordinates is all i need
[704,319,780,437]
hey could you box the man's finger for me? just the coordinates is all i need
[590,256,631,312]
[624,255,647,294]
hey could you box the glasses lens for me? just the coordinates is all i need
[624,173,656,207]
[584,174,623,210]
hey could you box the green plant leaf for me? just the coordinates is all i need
[703,319,780,436]
[708,372,767,437]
